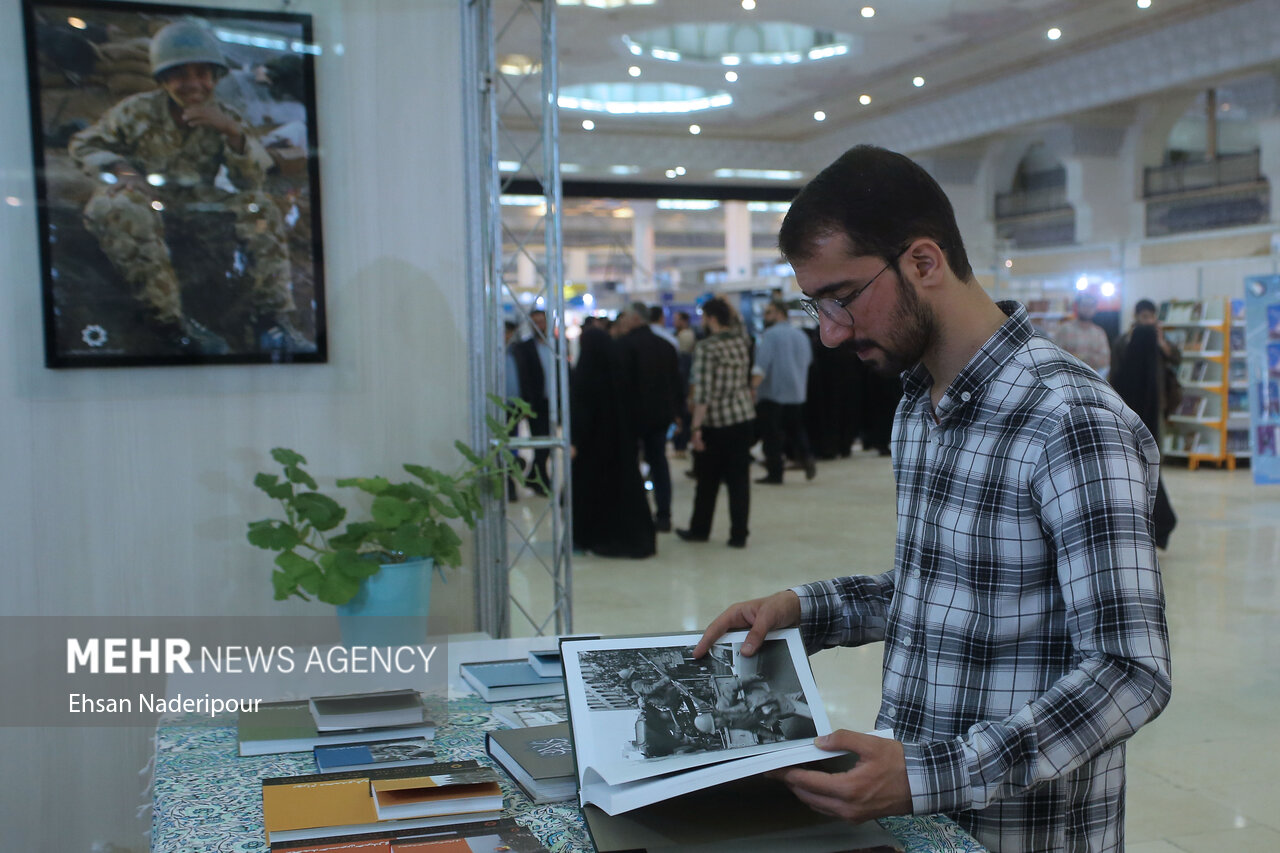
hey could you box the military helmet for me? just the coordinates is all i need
[150,20,228,78]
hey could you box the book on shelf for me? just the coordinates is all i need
[1182,328,1208,353]
[458,659,565,702]
[1191,361,1209,383]
[314,737,435,774]
[1228,389,1249,414]
[261,759,503,843]
[239,700,437,757]
[558,628,835,817]
[1270,304,1280,339]
[1173,394,1207,419]
[267,816,551,852]
[1233,298,1246,322]
[490,696,568,729]
[1230,326,1246,354]
[485,722,578,804]
[310,689,430,732]
[527,648,564,678]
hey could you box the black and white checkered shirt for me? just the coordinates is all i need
[794,302,1171,852]
[691,329,755,427]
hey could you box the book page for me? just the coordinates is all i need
[561,629,830,787]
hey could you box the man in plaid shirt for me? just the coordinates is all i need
[696,146,1170,852]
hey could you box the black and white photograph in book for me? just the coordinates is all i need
[22,0,327,367]
[563,631,823,788]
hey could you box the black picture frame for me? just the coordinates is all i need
[22,0,328,367]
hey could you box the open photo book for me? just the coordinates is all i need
[559,628,838,816]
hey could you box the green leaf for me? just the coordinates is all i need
[271,448,306,467]
[333,549,381,580]
[253,472,294,501]
[271,569,302,601]
[291,492,346,531]
[329,521,377,550]
[319,572,361,605]
[380,524,437,559]
[428,494,461,519]
[452,441,484,467]
[283,464,318,490]
[337,476,390,495]
[274,551,318,579]
[371,494,414,528]
[247,520,302,551]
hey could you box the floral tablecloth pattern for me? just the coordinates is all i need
[149,695,985,853]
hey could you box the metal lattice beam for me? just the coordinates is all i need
[463,0,572,639]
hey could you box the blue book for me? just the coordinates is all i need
[458,658,565,702]
[313,736,435,773]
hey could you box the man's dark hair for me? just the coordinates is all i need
[701,297,732,327]
[779,145,973,281]
[675,310,690,322]
[1134,299,1158,315]
[530,308,546,318]
[648,305,665,324]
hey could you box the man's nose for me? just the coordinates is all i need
[818,314,852,348]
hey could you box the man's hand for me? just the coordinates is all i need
[107,162,149,197]
[693,589,800,658]
[769,730,912,823]
[182,104,246,151]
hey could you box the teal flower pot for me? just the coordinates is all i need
[336,558,433,647]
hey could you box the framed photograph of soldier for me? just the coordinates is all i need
[21,0,327,367]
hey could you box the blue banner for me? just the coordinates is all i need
[1244,276,1280,484]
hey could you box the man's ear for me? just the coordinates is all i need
[901,239,947,290]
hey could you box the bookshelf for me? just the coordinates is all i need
[1160,298,1244,470]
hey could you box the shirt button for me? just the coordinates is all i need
[902,636,912,647]
[911,569,921,579]
[960,391,971,402]
[886,706,896,718]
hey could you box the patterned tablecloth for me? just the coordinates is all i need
[148,695,987,853]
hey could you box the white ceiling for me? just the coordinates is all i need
[496,0,1280,186]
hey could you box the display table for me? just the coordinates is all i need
[148,636,988,852]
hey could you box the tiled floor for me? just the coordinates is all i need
[511,450,1280,850]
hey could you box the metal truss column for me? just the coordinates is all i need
[463,0,572,639]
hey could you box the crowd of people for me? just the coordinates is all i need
[503,295,900,556]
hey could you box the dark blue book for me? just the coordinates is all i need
[313,736,435,773]
[458,658,565,702]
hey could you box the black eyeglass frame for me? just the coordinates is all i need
[798,256,897,327]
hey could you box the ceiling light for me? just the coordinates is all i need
[1075,276,1089,291]
[1004,259,1013,269]
[813,110,826,121]
[5,196,21,207]
[612,208,634,218]
[746,201,792,213]
[675,166,687,176]
[1136,0,1152,7]
[689,124,701,134]
[741,0,756,9]
[1046,27,1062,40]
[623,24,855,68]
[500,195,546,206]
[498,54,540,76]
[1100,281,1116,298]
[498,160,520,173]
[725,70,738,82]
[561,163,582,174]
[665,169,677,179]
[912,75,925,87]
[858,93,872,105]
[861,6,875,17]
[559,83,734,115]
[67,16,87,28]
[657,199,720,210]
[628,65,641,77]
[608,165,640,175]
[713,168,804,181]
[582,119,595,130]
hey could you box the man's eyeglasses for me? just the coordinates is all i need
[798,259,895,327]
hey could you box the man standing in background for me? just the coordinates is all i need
[618,303,683,533]
[512,309,554,494]
[1051,294,1112,377]
[753,300,816,484]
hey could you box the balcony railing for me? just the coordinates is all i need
[995,184,1069,220]
[1143,151,1262,198]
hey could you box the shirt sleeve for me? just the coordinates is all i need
[219,101,271,188]
[690,343,708,406]
[901,404,1171,814]
[68,98,138,175]
[791,572,896,656]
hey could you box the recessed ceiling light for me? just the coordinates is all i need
[1004,259,1014,269]
[689,124,701,134]
[1136,0,1152,7]
[813,110,826,121]
[1046,27,1062,40]
[858,93,872,105]
[860,6,875,17]
[912,75,925,87]
[675,166,687,176]
[725,70,738,82]
[665,169,677,179]
[628,65,641,77]
[582,119,595,130]
[741,0,756,9]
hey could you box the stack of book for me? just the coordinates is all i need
[485,722,577,804]
[261,759,505,844]
[458,656,565,702]
[265,817,551,852]
[237,689,437,758]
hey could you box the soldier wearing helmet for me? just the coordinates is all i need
[68,19,306,355]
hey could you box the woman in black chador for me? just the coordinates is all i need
[1110,323,1177,548]
[570,326,655,558]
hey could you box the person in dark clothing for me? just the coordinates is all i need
[569,326,656,558]
[617,303,684,532]
[511,309,553,494]
[860,369,902,456]
[804,330,863,459]
[1111,323,1178,549]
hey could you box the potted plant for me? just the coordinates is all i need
[246,396,534,640]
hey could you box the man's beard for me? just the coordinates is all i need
[862,276,935,377]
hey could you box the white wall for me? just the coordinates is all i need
[0,0,473,848]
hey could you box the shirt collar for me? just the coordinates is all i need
[900,300,1033,411]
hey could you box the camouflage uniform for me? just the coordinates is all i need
[69,89,293,325]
